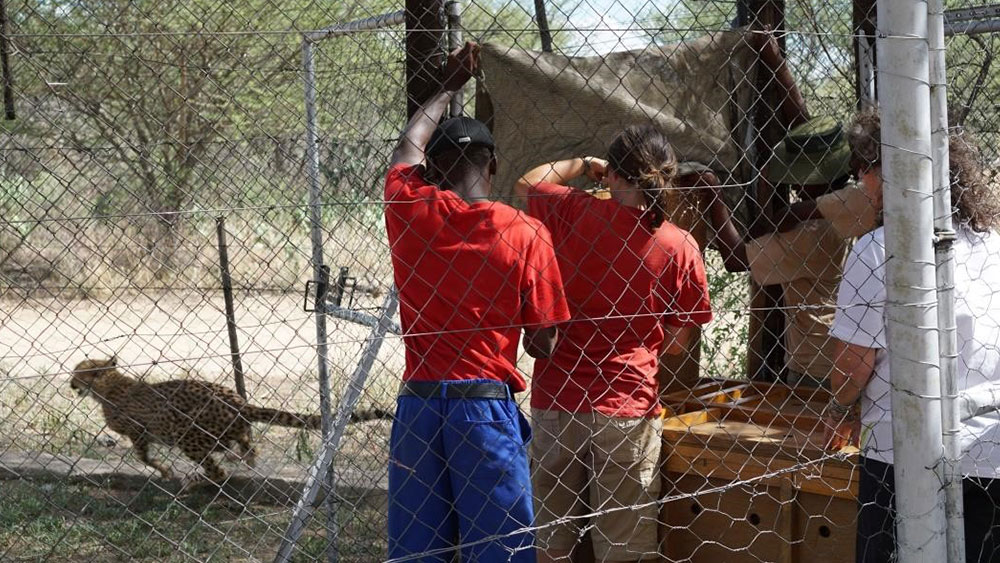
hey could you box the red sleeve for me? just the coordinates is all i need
[657,233,714,327]
[526,182,592,239]
[385,163,426,201]
[519,221,571,328]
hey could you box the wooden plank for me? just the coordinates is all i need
[777,479,795,563]
[663,451,856,500]
[672,379,831,415]
[697,383,752,404]
[666,443,857,485]
[660,473,856,563]
[795,489,858,560]
[666,426,859,479]
[662,379,735,405]
[667,434,857,476]
[662,408,722,431]
[678,393,768,414]
[665,401,826,433]
[669,438,859,480]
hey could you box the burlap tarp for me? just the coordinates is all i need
[478,30,757,202]
[478,31,759,389]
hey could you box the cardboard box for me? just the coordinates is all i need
[658,380,859,562]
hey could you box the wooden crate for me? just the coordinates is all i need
[657,379,859,563]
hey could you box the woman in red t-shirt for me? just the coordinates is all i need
[514,124,713,563]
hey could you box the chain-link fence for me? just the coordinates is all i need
[2,0,1000,561]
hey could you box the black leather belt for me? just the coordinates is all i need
[399,381,511,399]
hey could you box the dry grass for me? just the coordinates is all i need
[0,477,387,562]
[1,210,390,301]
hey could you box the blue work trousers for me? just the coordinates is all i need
[387,379,536,562]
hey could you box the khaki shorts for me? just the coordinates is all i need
[786,369,830,389]
[530,409,663,560]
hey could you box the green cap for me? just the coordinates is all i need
[765,116,851,186]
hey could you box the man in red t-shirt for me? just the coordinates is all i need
[384,42,570,563]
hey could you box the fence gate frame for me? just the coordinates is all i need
[276,3,468,560]
[274,10,406,563]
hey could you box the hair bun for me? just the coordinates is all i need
[660,161,678,180]
[638,161,676,189]
[606,124,678,228]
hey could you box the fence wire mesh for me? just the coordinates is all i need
[1,0,999,561]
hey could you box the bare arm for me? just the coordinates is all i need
[753,31,810,128]
[523,326,559,359]
[693,173,749,272]
[830,339,877,406]
[825,339,878,450]
[390,91,455,167]
[513,157,606,208]
[662,325,695,356]
[389,42,480,167]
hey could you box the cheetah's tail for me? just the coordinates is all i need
[242,406,321,429]
[242,406,393,428]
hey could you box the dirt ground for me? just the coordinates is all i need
[0,289,549,561]
[0,285,745,561]
[0,291,408,492]
[0,291,405,392]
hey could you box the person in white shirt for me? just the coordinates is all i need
[824,107,1000,562]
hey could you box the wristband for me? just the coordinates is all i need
[826,397,857,419]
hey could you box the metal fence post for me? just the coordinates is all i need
[302,35,338,563]
[878,0,948,559]
[929,0,964,560]
[215,216,247,400]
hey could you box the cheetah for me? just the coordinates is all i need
[70,357,321,485]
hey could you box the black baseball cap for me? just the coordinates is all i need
[426,116,495,158]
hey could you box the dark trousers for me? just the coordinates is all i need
[858,456,1000,562]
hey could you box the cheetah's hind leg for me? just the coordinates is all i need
[223,434,257,468]
[222,427,257,467]
[133,438,173,480]
[179,444,227,490]
[235,432,257,468]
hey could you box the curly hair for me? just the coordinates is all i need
[847,105,881,173]
[948,130,1000,233]
[606,124,678,229]
[847,106,1000,233]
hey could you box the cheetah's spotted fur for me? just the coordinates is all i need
[70,357,320,484]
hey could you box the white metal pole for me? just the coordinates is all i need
[877,0,948,559]
[305,10,406,42]
[303,37,332,449]
[928,0,964,559]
